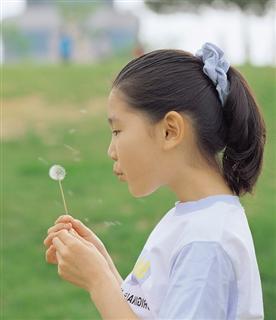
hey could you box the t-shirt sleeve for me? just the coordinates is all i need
[158,241,238,320]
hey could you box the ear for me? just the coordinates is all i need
[161,111,186,150]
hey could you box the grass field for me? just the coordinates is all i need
[2,56,276,319]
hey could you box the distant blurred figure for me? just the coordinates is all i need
[59,33,72,63]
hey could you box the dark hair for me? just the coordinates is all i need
[112,49,266,197]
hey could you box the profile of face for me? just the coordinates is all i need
[107,88,171,198]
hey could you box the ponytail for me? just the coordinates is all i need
[222,66,266,196]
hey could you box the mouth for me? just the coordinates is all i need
[114,171,126,181]
[113,171,123,176]
[113,166,126,180]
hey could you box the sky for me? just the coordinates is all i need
[1,0,276,65]
[113,0,276,66]
[1,0,26,19]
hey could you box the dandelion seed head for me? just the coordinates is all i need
[49,164,66,181]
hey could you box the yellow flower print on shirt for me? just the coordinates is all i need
[133,258,151,280]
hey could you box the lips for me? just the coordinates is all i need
[113,164,125,180]
[113,170,124,176]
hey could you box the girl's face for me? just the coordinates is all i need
[107,89,166,198]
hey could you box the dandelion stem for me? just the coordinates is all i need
[58,179,68,214]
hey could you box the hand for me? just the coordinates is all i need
[51,228,110,293]
[44,215,106,264]
[43,215,123,285]
[44,222,73,264]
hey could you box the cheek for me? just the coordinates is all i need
[118,135,163,193]
[118,134,153,170]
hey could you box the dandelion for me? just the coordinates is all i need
[49,164,69,214]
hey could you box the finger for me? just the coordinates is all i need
[68,228,91,246]
[54,229,79,247]
[52,234,66,252]
[70,220,105,252]
[55,215,74,225]
[68,228,80,238]
[44,227,72,247]
[70,219,91,235]
[47,222,72,235]
[44,224,73,247]
[55,248,62,263]
[55,217,90,234]
[45,245,57,264]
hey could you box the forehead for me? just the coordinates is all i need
[107,89,138,123]
[107,89,157,139]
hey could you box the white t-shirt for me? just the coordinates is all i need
[120,194,264,319]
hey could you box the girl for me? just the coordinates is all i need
[43,42,266,319]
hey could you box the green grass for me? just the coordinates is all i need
[2,59,276,319]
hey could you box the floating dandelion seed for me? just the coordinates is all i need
[64,144,80,155]
[104,221,113,227]
[68,128,76,134]
[68,190,74,197]
[54,200,63,208]
[103,220,121,227]
[49,164,68,214]
[38,156,49,165]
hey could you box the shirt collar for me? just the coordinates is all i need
[174,194,241,215]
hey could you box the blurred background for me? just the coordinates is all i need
[2,0,276,319]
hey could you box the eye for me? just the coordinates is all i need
[112,130,121,137]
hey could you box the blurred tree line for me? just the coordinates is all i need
[145,0,275,65]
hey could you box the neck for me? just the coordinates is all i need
[167,163,234,203]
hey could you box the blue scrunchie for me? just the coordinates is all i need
[195,42,230,106]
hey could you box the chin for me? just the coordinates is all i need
[128,183,161,198]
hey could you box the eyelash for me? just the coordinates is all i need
[112,130,120,136]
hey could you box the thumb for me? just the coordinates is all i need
[70,219,91,237]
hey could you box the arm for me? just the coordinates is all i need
[101,245,123,286]
[158,241,238,319]
[89,270,140,319]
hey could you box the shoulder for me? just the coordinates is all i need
[169,241,236,281]
[158,241,239,319]
[172,201,246,248]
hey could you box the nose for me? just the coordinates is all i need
[107,141,118,161]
